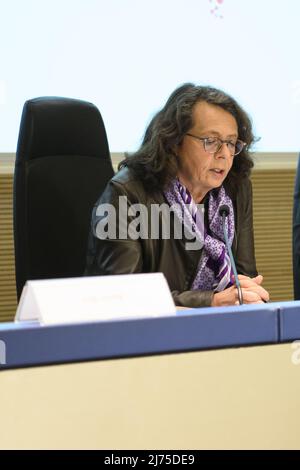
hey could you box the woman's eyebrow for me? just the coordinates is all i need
[199,130,238,138]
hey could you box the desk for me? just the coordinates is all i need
[1,301,300,449]
[0,342,299,449]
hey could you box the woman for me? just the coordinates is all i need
[85,83,269,307]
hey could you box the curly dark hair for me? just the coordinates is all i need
[119,83,255,194]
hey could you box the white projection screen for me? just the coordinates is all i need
[1,0,299,153]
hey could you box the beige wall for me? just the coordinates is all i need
[0,343,299,449]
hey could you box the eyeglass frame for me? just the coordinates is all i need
[185,133,246,156]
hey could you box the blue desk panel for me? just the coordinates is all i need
[0,303,279,369]
[279,300,300,341]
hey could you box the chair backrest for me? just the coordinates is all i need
[14,97,114,300]
[293,154,300,300]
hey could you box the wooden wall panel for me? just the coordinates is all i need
[0,174,17,321]
[251,169,295,302]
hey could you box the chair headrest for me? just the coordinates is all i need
[16,97,110,161]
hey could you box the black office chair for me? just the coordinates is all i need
[14,97,114,301]
[293,154,300,300]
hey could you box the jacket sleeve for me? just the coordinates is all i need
[171,289,214,307]
[85,180,144,276]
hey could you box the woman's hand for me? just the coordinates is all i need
[211,274,270,307]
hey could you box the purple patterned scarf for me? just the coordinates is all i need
[164,179,235,292]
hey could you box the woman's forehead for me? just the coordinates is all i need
[191,101,238,134]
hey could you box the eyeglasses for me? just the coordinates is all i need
[186,133,246,156]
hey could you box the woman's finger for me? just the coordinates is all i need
[244,285,269,301]
[241,289,262,303]
[252,275,263,285]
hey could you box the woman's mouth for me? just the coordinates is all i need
[210,168,225,176]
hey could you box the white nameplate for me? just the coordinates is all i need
[15,273,176,325]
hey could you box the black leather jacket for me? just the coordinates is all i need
[85,167,257,307]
